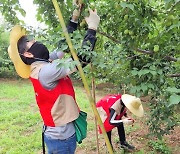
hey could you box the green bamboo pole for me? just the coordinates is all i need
[51,0,113,153]
[91,64,100,154]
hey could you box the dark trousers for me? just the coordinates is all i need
[107,123,126,146]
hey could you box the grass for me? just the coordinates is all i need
[0,79,96,154]
[0,79,42,154]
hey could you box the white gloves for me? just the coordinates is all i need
[73,9,80,18]
[72,0,81,22]
[72,0,100,30]
[122,118,134,125]
[85,9,100,30]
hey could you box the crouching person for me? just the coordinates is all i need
[96,94,144,151]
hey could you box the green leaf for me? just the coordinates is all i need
[150,65,156,71]
[157,69,163,75]
[164,0,171,4]
[131,70,138,76]
[138,69,150,76]
[130,87,137,94]
[61,45,68,51]
[167,21,180,31]
[150,70,157,76]
[120,2,134,11]
[166,87,180,93]
[141,84,147,92]
[148,84,154,89]
[168,94,180,106]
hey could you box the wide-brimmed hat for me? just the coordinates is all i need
[121,94,144,117]
[8,25,30,78]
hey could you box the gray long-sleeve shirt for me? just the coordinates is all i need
[38,50,75,140]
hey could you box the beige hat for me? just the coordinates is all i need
[8,25,30,78]
[121,94,144,117]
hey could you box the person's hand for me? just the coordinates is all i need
[73,0,80,7]
[122,118,134,125]
[73,9,80,18]
[71,8,81,22]
[72,0,83,22]
[85,9,100,30]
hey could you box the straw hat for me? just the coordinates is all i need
[121,94,144,117]
[8,25,30,78]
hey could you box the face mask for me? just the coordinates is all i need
[20,41,50,65]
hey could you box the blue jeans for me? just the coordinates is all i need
[44,133,76,154]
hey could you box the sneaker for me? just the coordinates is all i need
[120,141,135,151]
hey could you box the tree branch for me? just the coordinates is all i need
[136,48,154,55]
[97,31,120,44]
[97,30,178,62]
[164,56,177,62]
[167,73,180,77]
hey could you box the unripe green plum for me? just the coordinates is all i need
[80,19,86,27]
[124,15,129,20]
[115,5,120,9]
[167,15,174,20]
[84,8,89,17]
[154,45,159,52]
[124,29,129,35]
[166,20,172,26]
[129,30,134,36]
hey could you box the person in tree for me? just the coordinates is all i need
[96,94,144,151]
[8,5,100,154]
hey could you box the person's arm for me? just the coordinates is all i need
[39,58,75,89]
[67,21,78,33]
[109,108,134,126]
[67,8,99,50]
[109,109,124,126]
[57,8,100,67]
[44,8,100,86]
[39,8,81,89]
[78,9,100,67]
[67,7,81,33]
[49,49,65,62]
[83,9,100,47]
[56,8,80,54]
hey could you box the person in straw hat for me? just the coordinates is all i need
[8,6,100,154]
[96,93,144,151]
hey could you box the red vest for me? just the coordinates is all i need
[96,94,126,133]
[30,76,78,127]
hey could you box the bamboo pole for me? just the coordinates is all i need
[51,0,113,153]
[91,64,100,154]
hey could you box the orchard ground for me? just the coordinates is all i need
[0,79,179,154]
[74,81,180,154]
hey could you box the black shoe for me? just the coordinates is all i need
[120,141,135,151]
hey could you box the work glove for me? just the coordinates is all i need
[73,9,80,18]
[85,9,100,30]
[72,0,82,22]
[122,118,134,125]
[71,8,81,22]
